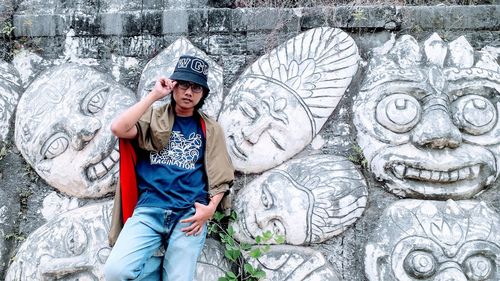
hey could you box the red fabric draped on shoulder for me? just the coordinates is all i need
[119,138,138,223]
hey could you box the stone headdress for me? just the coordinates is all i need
[362,33,500,92]
[274,155,367,244]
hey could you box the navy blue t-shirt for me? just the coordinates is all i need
[135,115,208,210]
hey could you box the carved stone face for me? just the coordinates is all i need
[246,245,340,281]
[137,37,223,118]
[231,155,368,245]
[5,202,113,281]
[220,78,312,174]
[365,199,500,281]
[0,60,22,142]
[219,27,359,173]
[15,63,137,198]
[353,34,500,199]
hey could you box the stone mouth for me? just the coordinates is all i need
[388,162,481,183]
[85,141,119,181]
[229,136,248,160]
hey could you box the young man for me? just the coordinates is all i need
[105,55,234,280]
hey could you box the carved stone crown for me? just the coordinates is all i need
[362,33,500,91]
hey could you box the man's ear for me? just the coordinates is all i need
[364,243,391,281]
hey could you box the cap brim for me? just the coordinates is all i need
[170,72,210,92]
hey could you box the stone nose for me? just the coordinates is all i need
[411,96,462,149]
[433,266,468,281]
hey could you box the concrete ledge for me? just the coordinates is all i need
[12,5,500,37]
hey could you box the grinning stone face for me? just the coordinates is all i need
[364,199,500,281]
[353,33,500,199]
[15,63,137,198]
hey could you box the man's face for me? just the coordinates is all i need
[219,77,312,173]
[15,64,137,198]
[231,172,310,245]
[172,82,204,112]
[365,200,500,281]
[5,202,113,281]
[353,41,500,199]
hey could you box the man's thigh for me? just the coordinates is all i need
[163,208,207,281]
[105,207,166,280]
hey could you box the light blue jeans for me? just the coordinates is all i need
[104,206,207,281]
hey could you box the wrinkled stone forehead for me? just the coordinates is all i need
[15,64,119,152]
[373,200,500,248]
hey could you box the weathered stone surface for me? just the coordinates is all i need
[137,37,224,118]
[219,27,359,173]
[15,63,137,198]
[231,155,367,245]
[195,238,233,281]
[5,201,113,280]
[365,199,500,281]
[354,33,500,199]
[0,60,22,143]
[246,245,341,281]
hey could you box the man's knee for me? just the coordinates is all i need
[104,258,129,281]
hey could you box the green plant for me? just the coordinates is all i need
[209,211,285,281]
[348,144,367,168]
[0,144,7,160]
[1,22,15,40]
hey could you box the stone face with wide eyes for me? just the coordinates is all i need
[364,199,500,281]
[231,155,368,245]
[353,33,500,199]
[137,37,224,119]
[5,202,113,281]
[219,27,359,173]
[14,63,137,198]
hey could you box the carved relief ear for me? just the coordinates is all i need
[364,243,391,281]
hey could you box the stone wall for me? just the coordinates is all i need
[0,1,499,280]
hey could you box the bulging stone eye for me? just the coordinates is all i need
[403,250,437,278]
[463,255,493,280]
[376,94,421,133]
[452,95,497,135]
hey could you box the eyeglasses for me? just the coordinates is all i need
[177,81,204,94]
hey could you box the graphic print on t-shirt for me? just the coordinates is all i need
[150,131,202,169]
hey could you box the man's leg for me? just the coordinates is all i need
[163,208,207,281]
[104,207,168,281]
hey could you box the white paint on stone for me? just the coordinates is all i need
[0,60,22,142]
[246,245,340,281]
[63,29,99,66]
[6,201,114,281]
[0,206,7,224]
[111,54,140,82]
[12,49,43,86]
[231,155,367,245]
[15,63,137,198]
[353,33,500,199]
[41,192,79,221]
[137,37,224,119]
[219,27,359,173]
[194,238,232,281]
[310,134,325,150]
[364,199,500,281]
